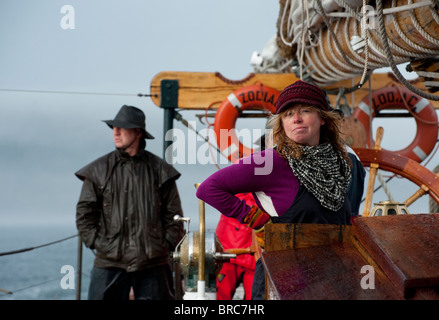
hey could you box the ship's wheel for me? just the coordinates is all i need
[353,147,439,213]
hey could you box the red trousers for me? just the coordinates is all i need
[216,262,255,300]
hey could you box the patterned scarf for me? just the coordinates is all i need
[284,143,351,212]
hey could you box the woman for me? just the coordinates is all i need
[196,80,352,299]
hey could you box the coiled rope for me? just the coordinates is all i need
[376,0,439,100]
[280,0,439,93]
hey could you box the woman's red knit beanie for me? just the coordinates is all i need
[275,80,331,114]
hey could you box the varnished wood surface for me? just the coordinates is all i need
[265,223,352,252]
[149,71,439,110]
[261,214,439,300]
[353,214,439,298]
[149,71,297,110]
[262,243,400,300]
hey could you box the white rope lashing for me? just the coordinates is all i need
[377,170,395,202]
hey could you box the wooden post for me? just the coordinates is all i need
[362,127,384,217]
[75,237,83,300]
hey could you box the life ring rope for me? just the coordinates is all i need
[394,86,439,126]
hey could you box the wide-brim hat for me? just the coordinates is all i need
[103,105,154,139]
[275,80,331,114]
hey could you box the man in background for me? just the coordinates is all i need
[75,105,184,300]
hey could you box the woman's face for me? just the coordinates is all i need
[281,104,325,146]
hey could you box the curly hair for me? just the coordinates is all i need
[269,106,351,166]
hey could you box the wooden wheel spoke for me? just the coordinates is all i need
[404,184,429,207]
[362,127,384,217]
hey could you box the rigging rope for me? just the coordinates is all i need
[0,276,63,297]
[361,175,396,203]
[174,109,228,169]
[359,0,370,87]
[0,234,78,257]
[0,233,82,297]
[0,88,156,97]
[377,170,395,201]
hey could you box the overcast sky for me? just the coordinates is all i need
[0,0,438,231]
[0,0,280,230]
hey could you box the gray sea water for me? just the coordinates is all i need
[0,224,247,301]
[0,224,95,300]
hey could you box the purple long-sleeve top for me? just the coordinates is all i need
[196,148,300,223]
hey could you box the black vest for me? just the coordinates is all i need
[271,185,351,225]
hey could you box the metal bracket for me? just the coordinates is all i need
[160,79,179,109]
[160,79,179,159]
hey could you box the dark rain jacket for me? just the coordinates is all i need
[75,148,184,272]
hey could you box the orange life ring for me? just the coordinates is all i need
[214,84,280,162]
[352,86,438,162]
